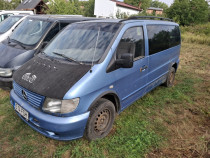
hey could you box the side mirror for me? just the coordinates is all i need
[116,53,133,68]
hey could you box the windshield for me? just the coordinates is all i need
[0,16,22,34]
[44,22,121,63]
[10,18,52,46]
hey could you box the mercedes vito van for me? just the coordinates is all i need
[0,15,98,89]
[10,16,181,141]
[0,15,28,43]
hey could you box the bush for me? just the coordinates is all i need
[181,23,210,45]
[167,0,209,26]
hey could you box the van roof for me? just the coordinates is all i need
[76,18,178,26]
[10,14,27,18]
[0,10,33,13]
[26,15,100,22]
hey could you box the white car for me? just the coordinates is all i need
[0,15,28,43]
[0,10,33,22]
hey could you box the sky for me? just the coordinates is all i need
[158,0,174,6]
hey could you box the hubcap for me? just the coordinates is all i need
[94,109,110,135]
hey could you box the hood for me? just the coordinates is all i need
[0,42,27,68]
[13,55,91,99]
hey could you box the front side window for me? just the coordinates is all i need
[10,18,52,46]
[0,16,22,34]
[44,22,121,63]
[116,27,145,60]
[43,23,69,42]
[147,25,181,55]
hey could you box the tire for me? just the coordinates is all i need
[85,98,116,141]
[164,67,176,87]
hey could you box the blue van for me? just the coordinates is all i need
[10,16,181,141]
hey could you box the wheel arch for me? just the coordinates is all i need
[88,91,121,113]
[172,62,178,72]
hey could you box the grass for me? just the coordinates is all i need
[181,22,210,46]
[0,42,209,157]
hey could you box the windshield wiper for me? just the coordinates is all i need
[53,52,84,65]
[9,39,26,49]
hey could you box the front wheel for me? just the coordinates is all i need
[85,98,116,141]
[164,67,176,87]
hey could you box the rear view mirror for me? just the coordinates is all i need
[116,53,133,68]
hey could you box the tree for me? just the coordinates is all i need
[0,0,12,10]
[124,0,152,11]
[47,0,82,15]
[151,0,168,11]
[10,0,21,9]
[167,0,208,25]
[83,0,95,17]
[190,0,209,24]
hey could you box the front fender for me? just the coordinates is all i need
[63,89,121,117]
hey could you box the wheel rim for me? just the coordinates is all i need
[94,109,111,135]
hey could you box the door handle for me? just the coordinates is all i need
[140,66,148,72]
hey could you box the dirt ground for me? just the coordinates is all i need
[146,43,210,158]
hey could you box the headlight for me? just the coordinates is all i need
[0,68,13,77]
[42,98,80,114]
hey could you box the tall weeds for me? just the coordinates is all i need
[181,23,210,46]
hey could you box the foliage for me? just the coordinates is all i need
[0,0,21,10]
[0,0,12,10]
[116,9,129,19]
[83,0,95,17]
[47,0,82,15]
[47,0,95,17]
[167,0,209,26]
[181,22,210,45]
[124,0,152,11]
[151,0,168,11]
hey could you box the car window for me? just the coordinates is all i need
[10,18,52,46]
[0,16,22,34]
[44,22,121,63]
[44,22,69,42]
[147,25,181,55]
[116,27,145,60]
[2,14,13,21]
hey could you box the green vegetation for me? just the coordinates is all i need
[47,0,83,15]
[167,0,209,26]
[0,39,209,157]
[124,0,152,10]
[47,0,95,17]
[0,0,21,10]
[150,0,168,11]
[181,23,210,45]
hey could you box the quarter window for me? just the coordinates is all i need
[116,27,145,60]
[147,25,181,55]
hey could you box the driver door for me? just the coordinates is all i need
[111,26,148,110]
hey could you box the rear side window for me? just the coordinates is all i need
[116,27,145,60]
[147,25,181,55]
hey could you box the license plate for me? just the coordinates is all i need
[15,103,29,121]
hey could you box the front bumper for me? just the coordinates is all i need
[0,76,12,89]
[10,90,90,141]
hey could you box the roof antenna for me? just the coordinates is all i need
[90,27,100,73]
